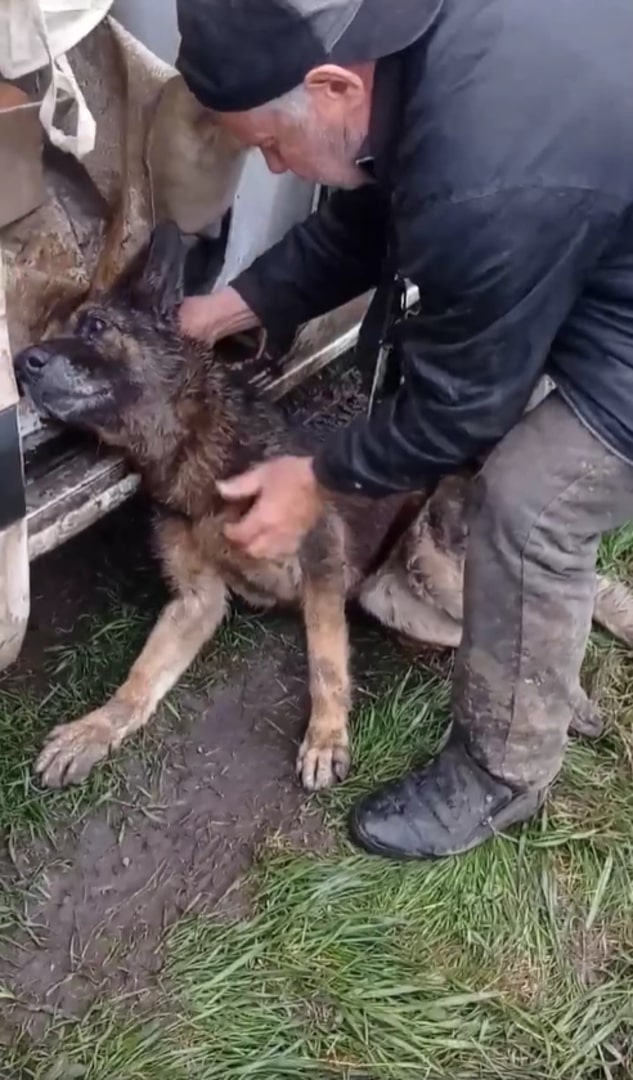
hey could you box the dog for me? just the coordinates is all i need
[15,222,633,792]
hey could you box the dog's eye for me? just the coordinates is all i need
[77,312,108,339]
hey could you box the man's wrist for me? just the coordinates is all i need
[214,286,261,339]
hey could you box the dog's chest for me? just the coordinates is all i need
[219,549,303,608]
[193,515,303,608]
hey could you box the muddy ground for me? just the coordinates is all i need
[0,363,408,1041]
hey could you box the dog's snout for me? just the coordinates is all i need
[14,345,51,388]
[15,345,49,379]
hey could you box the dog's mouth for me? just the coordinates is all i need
[19,381,78,426]
[14,366,58,426]
[14,340,113,429]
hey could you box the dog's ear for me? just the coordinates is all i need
[132,221,187,318]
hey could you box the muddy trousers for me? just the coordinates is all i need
[453,391,633,790]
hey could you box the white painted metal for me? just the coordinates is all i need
[111,0,180,64]
[0,520,30,669]
[0,247,29,667]
[215,154,316,287]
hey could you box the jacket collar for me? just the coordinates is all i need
[354,50,409,185]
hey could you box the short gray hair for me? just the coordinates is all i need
[257,84,310,118]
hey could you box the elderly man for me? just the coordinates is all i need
[175,0,633,860]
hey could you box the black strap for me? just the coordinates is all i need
[361,491,427,580]
[355,246,406,411]
[0,404,26,530]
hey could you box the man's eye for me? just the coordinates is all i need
[77,313,108,339]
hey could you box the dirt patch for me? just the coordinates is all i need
[283,357,367,435]
[0,618,332,1037]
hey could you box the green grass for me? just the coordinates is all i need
[597,522,633,581]
[0,599,152,842]
[0,592,269,844]
[2,538,633,1079]
[5,654,633,1079]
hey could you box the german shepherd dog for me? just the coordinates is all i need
[15,223,633,792]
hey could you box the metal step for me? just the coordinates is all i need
[25,437,138,562]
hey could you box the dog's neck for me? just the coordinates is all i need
[127,403,235,520]
[121,357,282,521]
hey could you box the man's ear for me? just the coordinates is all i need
[304,63,366,103]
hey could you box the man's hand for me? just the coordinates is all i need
[218,455,323,560]
[179,285,261,344]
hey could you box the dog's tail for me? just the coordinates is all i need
[594,574,633,646]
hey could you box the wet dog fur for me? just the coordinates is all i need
[15,223,633,791]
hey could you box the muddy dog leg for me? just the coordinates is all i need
[36,573,228,788]
[359,476,467,650]
[594,574,633,646]
[297,572,352,793]
[359,567,463,648]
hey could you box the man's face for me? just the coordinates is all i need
[212,64,374,189]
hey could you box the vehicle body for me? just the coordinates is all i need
[0,0,549,672]
[0,1,378,671]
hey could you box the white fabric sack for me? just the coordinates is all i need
[0,0,114,158]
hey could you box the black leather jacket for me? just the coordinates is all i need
[233,0,633,496]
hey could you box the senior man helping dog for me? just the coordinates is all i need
[175,0,633,860]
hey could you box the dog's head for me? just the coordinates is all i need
[14,222,192,448]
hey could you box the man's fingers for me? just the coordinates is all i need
[246,535,278,560]
[224,515,292,559]
[218,466,264,501]
[224,509,266,548]
[220,455,319,560]
[244,530,294,561]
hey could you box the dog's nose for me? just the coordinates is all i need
[16,345,49,375]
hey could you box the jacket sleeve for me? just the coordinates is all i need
[230,184,390,341]
[313,186,619,497]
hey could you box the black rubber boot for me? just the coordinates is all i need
[349,740,547,860]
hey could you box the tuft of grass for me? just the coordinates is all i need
[0,599,152,842]
[321,667,451,822]
[597,522,633,580]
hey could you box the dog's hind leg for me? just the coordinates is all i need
[35,573,228,788]
[358,481,466,650]
[359,474,467,649]
[359,564,463,649]
[594,573,633,647]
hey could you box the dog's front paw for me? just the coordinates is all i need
[35,702,131,789]
[296,728,351,792]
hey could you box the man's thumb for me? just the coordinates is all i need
[217,466,263,501]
